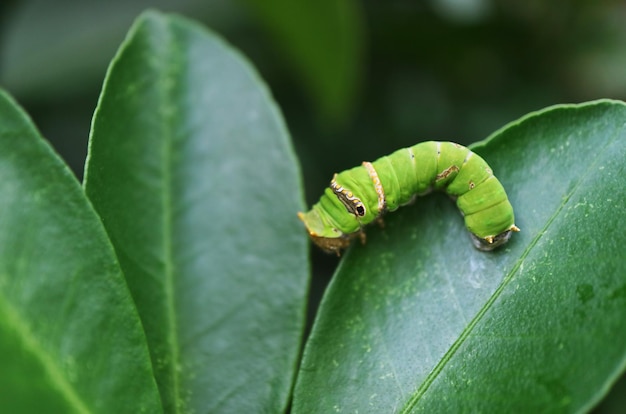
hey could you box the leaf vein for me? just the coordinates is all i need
[0,292,91,413]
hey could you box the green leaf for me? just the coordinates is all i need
[0,90,161,412]
[293,100,626,412]
[83,11,308,413]
[243,0,364,124]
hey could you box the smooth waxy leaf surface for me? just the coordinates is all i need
[84,11,308,413]
[0,90,161,412]
[293,100,626,412]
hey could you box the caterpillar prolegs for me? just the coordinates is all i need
[298,141,520,255]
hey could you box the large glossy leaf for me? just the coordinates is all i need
[0,90,161,412]
[83,11,308,413]
[293,100,626,412]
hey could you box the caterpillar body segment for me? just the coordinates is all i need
[298,141,519,254]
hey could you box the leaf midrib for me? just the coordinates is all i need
[0,292,91,413]
[158,16,182,414]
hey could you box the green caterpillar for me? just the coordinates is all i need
[298,141,519,254]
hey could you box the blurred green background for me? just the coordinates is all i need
[1,1,625,411]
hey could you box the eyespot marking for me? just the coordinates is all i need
[331,175,366,217]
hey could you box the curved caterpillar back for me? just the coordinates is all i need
[298,141,519,255]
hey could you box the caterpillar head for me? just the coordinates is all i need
[297,210,352,255]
